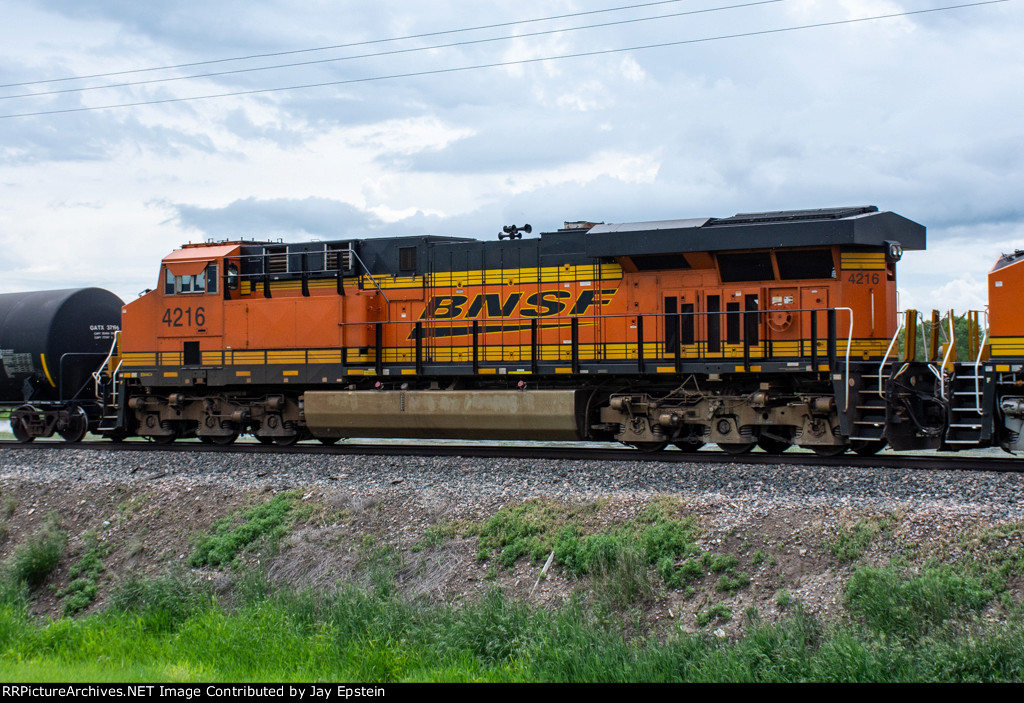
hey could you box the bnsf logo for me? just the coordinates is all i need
[421,288,617,320]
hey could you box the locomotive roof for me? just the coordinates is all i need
[583,206,926,258]
[166,206,924,278]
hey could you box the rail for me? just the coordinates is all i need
[929,311,956,400]
[140,307,871,386]
[878,311,906,399]
[973,309,989,415]
[92,331,121,399]
[835,307,854,411]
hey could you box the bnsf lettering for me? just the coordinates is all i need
[520,290,571,317]
[421,288,616,320]
[466,293,522,318]
[425,295,468,319]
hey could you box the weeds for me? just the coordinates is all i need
[826,514,897,563]
[845,565,994,638]
[696,603,733,626]
[57,533,109,615]
[0,569,1021,682]
[5,513,66,588]
[190,492,301,567]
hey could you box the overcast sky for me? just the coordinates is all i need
[1,0,1020,316]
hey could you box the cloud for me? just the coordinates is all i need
[0,0,1020,313]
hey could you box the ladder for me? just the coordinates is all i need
[849,361,891,444]
[943,369,985,447]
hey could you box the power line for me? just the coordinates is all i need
[0,1,786,101]
[0,0,692,89]
[0,0,1008,120]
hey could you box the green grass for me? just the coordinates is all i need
[696,603,733,626]
[0,568,1019,683]
[826,515,897,563]
[462,498,756,606]
[4,513,66,588]
[845,565,995,638]
[56,532,109,615]
[190,491,303,567]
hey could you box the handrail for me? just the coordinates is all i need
[346,249,391,310]
[878,310,905,399]
[834,307,855,412]
[92,331,121,399]
[931,311,956,400]
[974,309,989,415]
[126,306,870,374]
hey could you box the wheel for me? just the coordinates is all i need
[255,436,275,445]
[630,441,669,453]
[10,405,36,442]
[810,444,849,457]
[57,406,88,443]
[851,439,886,456]
[210,433,238,446]
[152,432,176,445]
[673,440,706,453]
[317,437,340,445]
[10,416,34,443]
[717,442,756,455]
[199,435,214,444]
[274,434,300,446]
[756,436,792,455]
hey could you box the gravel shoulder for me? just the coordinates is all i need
[1,446,1022,635]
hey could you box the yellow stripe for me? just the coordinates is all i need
[122,352,157,366]
[163,372,178,378]
[267,351,307,363]
[39,354,56,388]
[283,370,299,376]
[307,351,343,364]
[400,369,416,375]
[997,364,1011,372]
[553,367,573,374]
[235,371,251,377]
[425,263,623,288]
[840,252,885,270]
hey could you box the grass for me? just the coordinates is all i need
[0,567,1019,683]
[826,514,897,563]
[57,533,109,615]
[845,565,995,638]
[190,491,304,568]
[469,497,755,605]
[4,513,66,588]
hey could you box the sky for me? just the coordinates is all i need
[0,0,1020,317]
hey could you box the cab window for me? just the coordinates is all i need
[164,263,219,295]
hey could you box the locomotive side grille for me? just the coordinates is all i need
[266,246,288,274]
[325,244,352,272]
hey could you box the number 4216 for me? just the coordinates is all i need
[162,307,206,327]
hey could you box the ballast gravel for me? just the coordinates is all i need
[1,446,1022,528]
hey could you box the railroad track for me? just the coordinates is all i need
[1,439,1022,473]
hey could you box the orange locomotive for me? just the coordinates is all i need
[98,205,937,455]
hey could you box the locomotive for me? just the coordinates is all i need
[1,205,1016,455]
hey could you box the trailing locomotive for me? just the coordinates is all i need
[4,204,1020,455]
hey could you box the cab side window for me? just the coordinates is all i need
[163,262,218,295]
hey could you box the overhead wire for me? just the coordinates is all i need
[0,0,695,89]
[0,1,786,101]
[0,0,1009,120]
